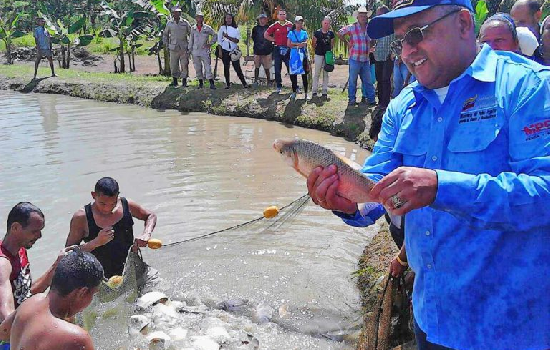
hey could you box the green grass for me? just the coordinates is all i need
[0,63,172,84]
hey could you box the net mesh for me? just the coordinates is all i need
[78,195,311,349]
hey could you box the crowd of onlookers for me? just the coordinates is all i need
[33,1,550,105]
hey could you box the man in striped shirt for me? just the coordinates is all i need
[338,6,376,106]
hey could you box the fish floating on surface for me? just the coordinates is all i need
[273,138,375,203]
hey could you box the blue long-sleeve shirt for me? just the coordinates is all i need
[339,45,550,350]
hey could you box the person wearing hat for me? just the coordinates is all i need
[189,11,217,89]
[338,6,376,106]
[305,0,550,349]
[287,15,309,100]
[264,9,293,93]
[163,6,191,87]
[311,16,335,98]
[251,14,273,86]
[33,17,56,80]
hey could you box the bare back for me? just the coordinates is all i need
[9,294,93,350]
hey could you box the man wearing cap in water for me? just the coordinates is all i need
[163,6,191,87]
[306,0,550,348]
[65,177,157,278]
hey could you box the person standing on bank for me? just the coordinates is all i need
[251,14,273,86]
[217,13,249,89]
[265,9,293,93]
[33,17,56,80]
[189,11,217,90]
[371,6,394,108]
[287,16,309,100]
[338,6,376,106]
[312,16,335,98]
[306,0,550,348]
[163,6,191,87]
[65,177,157,278]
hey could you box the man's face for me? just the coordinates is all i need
[278,11,286,22]
[357,12,368,25]
[92,192,118,215]
[196,15,203,26]
[394,8,462,89]
[172,11,181,21]
[259,17,268,26]
[321,19,330,30]
[510,3,539,36]
[37,19,45,27]
[479,21,518,52]
[15,212,44,249]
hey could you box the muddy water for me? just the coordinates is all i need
[0,90,379,349]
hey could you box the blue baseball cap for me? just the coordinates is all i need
[367,0,473,39]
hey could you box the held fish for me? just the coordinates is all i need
[273,138,375,203]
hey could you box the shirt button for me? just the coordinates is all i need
[432,156,437,161]
[437,117,443,122]
[427,264,432,269]
[425,230,431,236]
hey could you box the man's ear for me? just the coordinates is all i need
[9,222,22,234]
[91,191,96,200]
[458,9,474,37]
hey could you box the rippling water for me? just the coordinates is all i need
[0,90,378,349]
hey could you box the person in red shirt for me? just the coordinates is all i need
[0,202,73,322]
[264,9,293,93]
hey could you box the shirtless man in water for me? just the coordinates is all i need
[65,177,157,278]
[0,249,103,350]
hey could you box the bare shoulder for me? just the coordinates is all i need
[55,322,94,350]
[0,258,12,279]
[71,208,87,221]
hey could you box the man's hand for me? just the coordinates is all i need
[93,227,114,247]
[370,167,438,215]
[390,257,407,278]
[134,233,150,248]
[306,165,358,214]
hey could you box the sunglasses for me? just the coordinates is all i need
[390,9,461,56]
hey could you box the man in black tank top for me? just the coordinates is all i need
[65,177,157,278]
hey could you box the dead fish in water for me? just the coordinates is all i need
[273,138,375,203]
[217,298,249,312]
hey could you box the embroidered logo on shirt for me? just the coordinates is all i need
[462,95,477,111]
[522,120,550,140]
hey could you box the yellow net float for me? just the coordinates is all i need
[147,238,163,249]
[106,275,123,289]
[263,206,280,218]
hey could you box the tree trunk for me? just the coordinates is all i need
[131,46,136,72]
[119,38,125,73]
[4,38,12,64]
[157,50,163,75]
[246,24,250,57]
[66,42,71,68]
[127,50,132,72]
[60,46,67,68]
[162,46,170,76]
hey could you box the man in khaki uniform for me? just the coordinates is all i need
[188,12,217,89]
[163,6,191,87]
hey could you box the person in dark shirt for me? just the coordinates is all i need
[312,16,335,98]
[65,177,157,278]
[252,14,273,86]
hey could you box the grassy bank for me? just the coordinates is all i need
[0,63,377,146]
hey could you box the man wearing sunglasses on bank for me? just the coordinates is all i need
[306,0,550,349]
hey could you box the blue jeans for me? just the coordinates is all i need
[414,318,454,350]
[392,59,415,98]
[348,58,375,103]
[273,46,290,89]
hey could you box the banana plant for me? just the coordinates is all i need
[474,0,489,36]
[99,1,150,73]
[0,1,27,64]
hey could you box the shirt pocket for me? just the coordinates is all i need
[447,105,507,175]
[392,111,429,167]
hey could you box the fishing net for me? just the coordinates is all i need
[78,194,311,350]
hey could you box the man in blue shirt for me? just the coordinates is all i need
[33,17,56,80]
[306,0,550,349]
